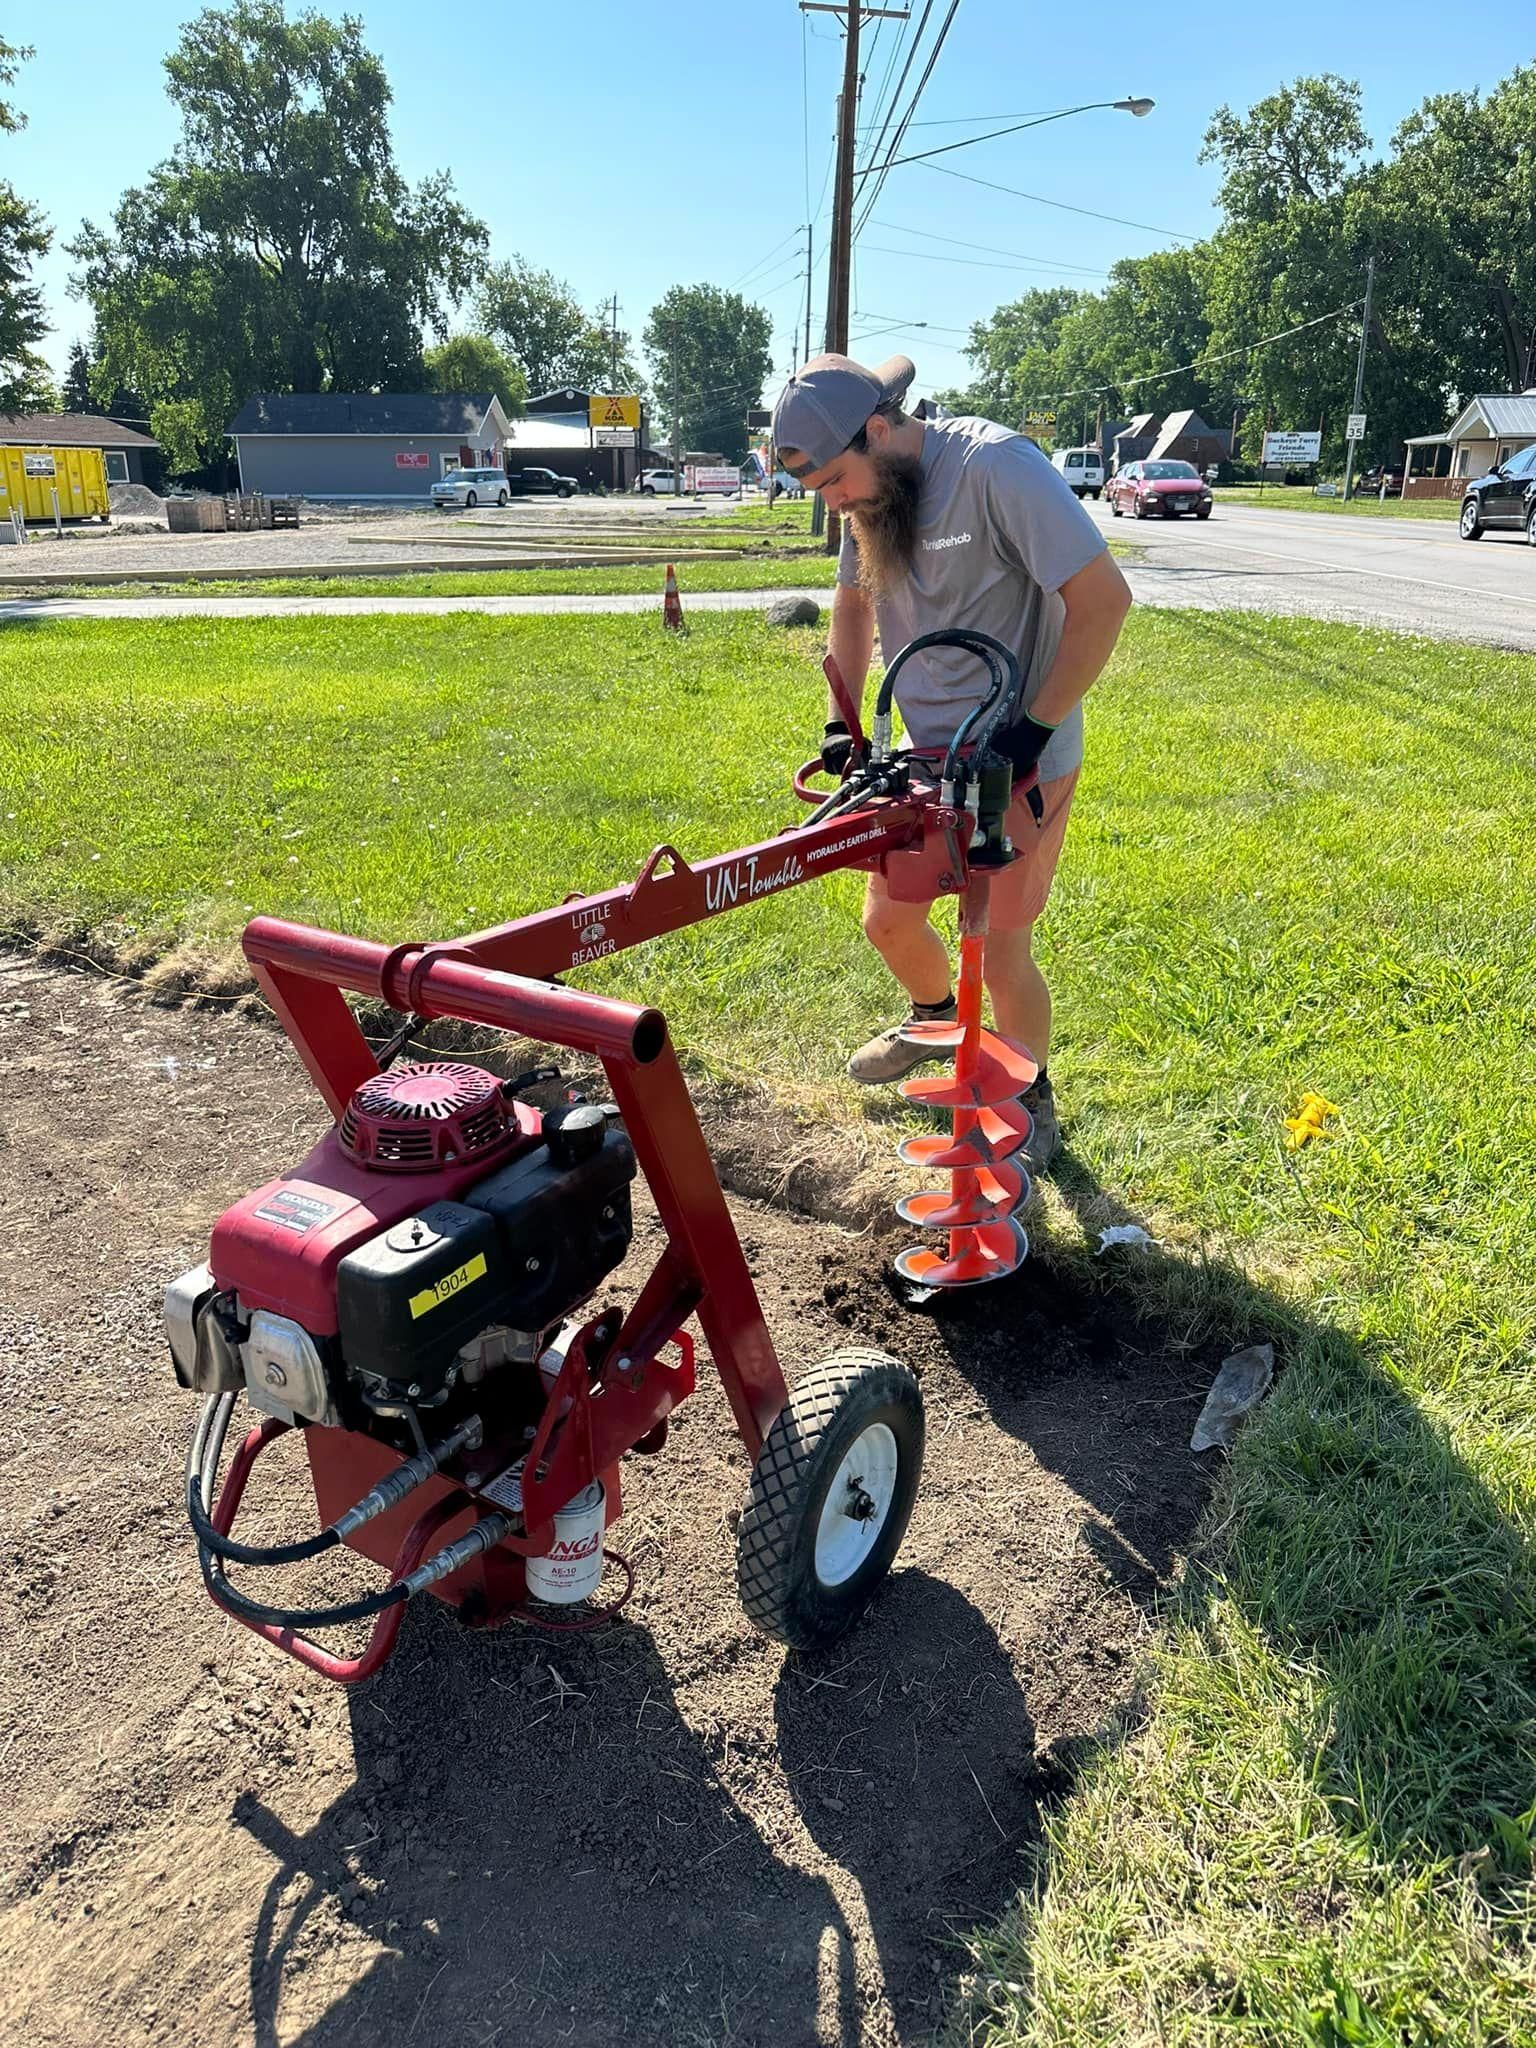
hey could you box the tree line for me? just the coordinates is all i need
[0,4,773,472]
[938,68,1536,468]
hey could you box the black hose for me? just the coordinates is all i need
[185,1393,340,1566]
[872,630,1024,784]
[189,1393,413,1630]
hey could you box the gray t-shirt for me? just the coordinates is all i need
[836,415,1106,781]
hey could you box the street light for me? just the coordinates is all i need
[860,97,1156,177]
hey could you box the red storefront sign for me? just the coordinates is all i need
[395,451,430,470]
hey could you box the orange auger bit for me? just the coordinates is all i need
[893,878,1036,1292]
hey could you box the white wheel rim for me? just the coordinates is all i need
[1462,505,1475,533]
[814,1422,899,1587]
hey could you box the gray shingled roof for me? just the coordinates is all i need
[0,411,158,449]
[227,392,496,437]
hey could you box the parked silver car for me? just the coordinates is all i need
[430,467,509,510]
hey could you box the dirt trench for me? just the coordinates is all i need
[0,953,1213,2047]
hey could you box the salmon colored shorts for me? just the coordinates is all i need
[865,768,1080,933]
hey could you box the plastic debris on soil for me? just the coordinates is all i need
[1096,1223,1159,1254]
[1190,1343,1275,1451]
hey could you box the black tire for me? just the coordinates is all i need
[1196,508,1212,520]
[1459,498,1482,540]
[1092,487,1102,500]
[559,486,573,498]
[1526,506,1536,548]
[1109,497,1123,518]
[640,485,655,496]
[737,1350,924,1649]
[465,490,478,508]
[496,489,508,507]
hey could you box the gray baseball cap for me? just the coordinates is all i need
[773,352,916,474]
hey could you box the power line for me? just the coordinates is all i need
[917,158,1199,241]
[857,239,1108,277]
[853,0,933,198]
[1016,300,1364,408]
[872,217,1109,276]
[851,0,961,240]
[728,225,808,293]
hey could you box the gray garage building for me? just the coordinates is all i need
[228,392,517,500]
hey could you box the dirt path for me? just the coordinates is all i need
[0,955,1212,2047]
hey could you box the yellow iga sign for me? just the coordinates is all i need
[590,393,640,431]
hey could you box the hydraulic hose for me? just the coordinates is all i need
[185,1392,339,1565]
[871,629,1024,783]
[190,1393,509,1632]
[186,1397,482,1568]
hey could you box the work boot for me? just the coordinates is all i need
[1018,1071,1060,1174]
[847,1004,956,1085]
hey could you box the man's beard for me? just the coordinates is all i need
[848,452,922,596]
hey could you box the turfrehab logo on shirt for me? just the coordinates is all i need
[921,531,972,552]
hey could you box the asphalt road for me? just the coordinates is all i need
[1084,498,1536,650]
[3,499,1534,649]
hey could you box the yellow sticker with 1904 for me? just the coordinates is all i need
[408,1253,487,1320]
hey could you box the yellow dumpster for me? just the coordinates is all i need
[0,445,111,524]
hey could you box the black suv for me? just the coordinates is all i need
[1459,445,1536,542]
[507,466,577,499]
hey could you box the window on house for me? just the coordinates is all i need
[103,450,129,484]
[441,455,461,475]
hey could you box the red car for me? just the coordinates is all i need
[1107,459,1213,520]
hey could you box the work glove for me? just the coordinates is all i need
[820,719,855,777]
[994,712,1056,826]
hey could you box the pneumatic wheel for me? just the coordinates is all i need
[1526,506,1536,548]
[465,489,479,508]
[1110,496,1123,517]
[1459,498,1482,540]
[737,1350,924,1648]
[496,488,508,506]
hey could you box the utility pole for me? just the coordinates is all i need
[803,218,813,367]
[670,320,682,499]
[609,292,621,492]
[801,2,908,552]
[1341,253,1375,501]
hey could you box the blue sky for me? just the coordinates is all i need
[5,0,1530,405]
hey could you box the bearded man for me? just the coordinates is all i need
[773,353,1132,1169]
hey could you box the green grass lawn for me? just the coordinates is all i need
[10,556,840,601]
[3,603,1534,2041]
[1215,485,1460,521]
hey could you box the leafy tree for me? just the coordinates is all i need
[423,332,527,416]
[68,2,486,468]
[474,256,642,397]
[1380,69,1536,392]
[0,38,54,413]
[1200,75,1371,225]
[62,340,99,413]
[642,285,773,462]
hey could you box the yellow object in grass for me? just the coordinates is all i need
[1283,1090,1340,1149]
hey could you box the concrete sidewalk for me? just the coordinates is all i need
[0,586,824,620]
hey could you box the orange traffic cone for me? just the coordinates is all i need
[662,563,686,633]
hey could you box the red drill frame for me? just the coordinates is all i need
[206,750,979,1668]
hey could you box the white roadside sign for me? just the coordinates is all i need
[1346,413,1367,441]
[1262,431,1322,465]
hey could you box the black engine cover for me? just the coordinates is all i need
[336,1201,511,1396]
[464,1122,636,1332]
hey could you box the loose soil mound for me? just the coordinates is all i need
[0,955,1214,2046]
